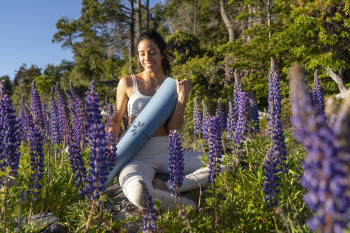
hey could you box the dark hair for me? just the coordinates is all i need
[137,30,171,75]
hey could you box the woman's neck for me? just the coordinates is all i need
[140,70,166,83]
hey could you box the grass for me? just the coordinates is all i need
[0,126,311,232]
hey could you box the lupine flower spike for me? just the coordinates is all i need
[70,81,87,148]
[290,64,350,233]
[19,94,32,140]
[31,80,46,133]
[84,80,110,200]
[168,130,184,200]
[247,91,260,133]
[232,70,242,130]
[233,92,249,151]
[0,81,21,178]
[141,181,157,233]
[215,98,225,132]
[48,88,60,145]
[266,58,287,173]
[263,58,288,207]
[312,70,325,116]
[193,97,202,135]
[201,100,210,139]
[104,97,117,171]
[55,84,69,145]
[226,101,234,139]
[65,90,87,195]
[28,82,45,200]
[207,116,223,184]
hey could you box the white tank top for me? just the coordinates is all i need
[127,74,152,117]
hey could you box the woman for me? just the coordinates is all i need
[109,30,210,210]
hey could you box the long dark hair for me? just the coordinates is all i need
[137,30,171,75]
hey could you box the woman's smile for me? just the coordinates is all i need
[138,39,162,73]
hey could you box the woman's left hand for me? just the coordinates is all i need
[176,79,192,104]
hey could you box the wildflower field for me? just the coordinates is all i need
[1,59,349,233]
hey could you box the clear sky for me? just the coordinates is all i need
[0,1,161,80]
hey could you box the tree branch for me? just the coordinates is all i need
[326,67,347,93]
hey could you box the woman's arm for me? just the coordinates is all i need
[166,79,192,132]
[108,77,130,139]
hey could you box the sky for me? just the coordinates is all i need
[0,0,161,80]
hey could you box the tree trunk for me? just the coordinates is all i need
[193,0,198,35]
[136,0,142,39]
[220,0,234,42]
[146,0,150,30]
[129,0,135,73]
[267,0,272,40]
[327,67,347,93]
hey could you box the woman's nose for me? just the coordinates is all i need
[145,53,151,60]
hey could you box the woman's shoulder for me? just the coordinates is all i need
[118,75,133,88]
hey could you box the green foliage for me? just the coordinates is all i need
[167,31,202,65]
[0,75,13,96]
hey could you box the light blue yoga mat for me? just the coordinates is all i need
[104,77,178,187]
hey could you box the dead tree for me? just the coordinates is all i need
[220,0,234,42]
[129,0,135,73]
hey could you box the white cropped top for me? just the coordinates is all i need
[127,74,152,117]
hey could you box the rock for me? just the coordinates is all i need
[103,182,141,233]
[15,212,67,233]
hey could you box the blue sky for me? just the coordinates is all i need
[0,0,161,80]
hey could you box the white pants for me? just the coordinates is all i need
[118,136,210,210]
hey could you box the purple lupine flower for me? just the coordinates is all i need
[41,100,50,138]
[84,80,109,200]
[193,97,202,135]
[31,80,46,132]
[19,94,32,138]
[28,119,44,200]
[201,100,210,139]
[247,91,260,133]
[141,184,157,233]
[65,89,87,195]
[233,92,249,151]
[312,70,325,116]
[70,81,88,148]
[85,80,102,130]
[263,58,288,207]
[48,88,60,145]
[55,84,69,145]
[232,70,242,130]
[215,98,225,131]
[106,130,117,172]
[168,130,184,199]
[266,58,287,173]
[0,81,21,177]
[103,97,118,172]
[207,116,223,184]
[263,147,280,207]
[122,115,129,133]
[226,101,234,139]
[223,101,229,132]
[290,64,350,233]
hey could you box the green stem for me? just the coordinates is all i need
[1,176,9,233]
[84,200,95,233]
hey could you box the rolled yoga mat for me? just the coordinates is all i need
[104,77,178,187]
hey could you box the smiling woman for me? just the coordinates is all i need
[108,30,213,210]
[137,31,171,76]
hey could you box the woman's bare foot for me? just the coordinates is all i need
[152,178,170,192]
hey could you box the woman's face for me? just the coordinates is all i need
[137,39,163,73]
